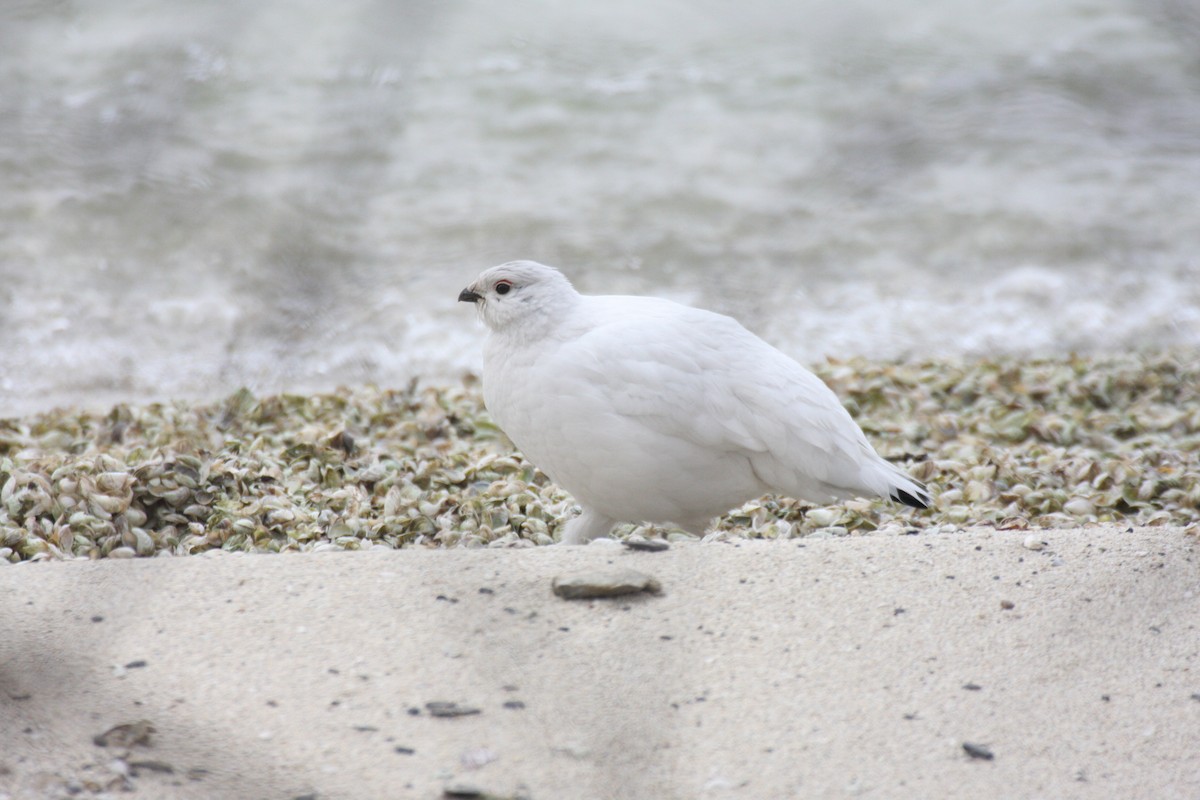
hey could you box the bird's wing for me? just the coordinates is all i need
[551,300,879,493]
[724,344,882,491]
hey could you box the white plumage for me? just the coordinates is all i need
[458,261,929,544]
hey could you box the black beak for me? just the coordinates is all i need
[458,287,482,303]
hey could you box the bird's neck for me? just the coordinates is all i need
[489,292,580,345]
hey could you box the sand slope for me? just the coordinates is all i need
[2,526,1197,799]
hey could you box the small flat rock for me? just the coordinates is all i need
[963,741,995,760]
[623,538,670,552]
[552,568,663,599]
[426,701,482,718]
[93,720,155,748]
[128,759,175,775]
[443,783,484,798]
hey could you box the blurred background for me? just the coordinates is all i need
[2,0,1198,416]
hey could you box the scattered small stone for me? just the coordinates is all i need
[1022,535,1046,551]
[962,683,983,691]
[93,720,155,748]
[1000,600,1015,610]
[1063,498,1094,517]
[623,537,670,552]
[352,725,379,732]
[426,701,482,718]
[394,746,416,755]
[551,568,663,599]
[124,659,148,669]
[962,742,994,760]
[128,760,174,775]
[443,783,484,798]
[502,700,526,710]
[478,587,495,594]
[328,430,355,455]
[91,615,104,623]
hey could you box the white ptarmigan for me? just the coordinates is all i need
[459,261,930,544]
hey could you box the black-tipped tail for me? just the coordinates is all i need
[891,486,931,510]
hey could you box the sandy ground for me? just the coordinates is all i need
[1,525,1197,800]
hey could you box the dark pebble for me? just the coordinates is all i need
[328,430,355,455]
[129,760,174,775]
[426,701,482,718]
[962,742,994,760]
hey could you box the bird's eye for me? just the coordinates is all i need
[495,281,512,295]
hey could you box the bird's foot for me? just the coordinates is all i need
[558,510,617,545]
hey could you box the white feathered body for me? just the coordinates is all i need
[481,292,922,534]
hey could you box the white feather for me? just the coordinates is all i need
[460,260,930,544]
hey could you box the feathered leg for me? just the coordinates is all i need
[559,509,617,545]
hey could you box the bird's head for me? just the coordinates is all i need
[458,260,578,333]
